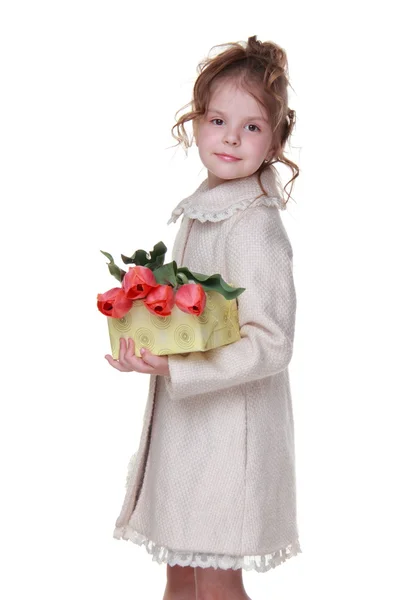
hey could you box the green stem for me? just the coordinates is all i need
[176,272,189,285]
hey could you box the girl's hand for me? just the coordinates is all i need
[105,338,170,376]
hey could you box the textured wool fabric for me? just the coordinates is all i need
[113,167,301,571]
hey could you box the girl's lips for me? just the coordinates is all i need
[215,153,241,162]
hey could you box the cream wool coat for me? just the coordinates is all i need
[113,167,301,572]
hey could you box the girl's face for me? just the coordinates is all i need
[194,79,275,189]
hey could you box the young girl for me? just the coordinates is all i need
[106,35,301,600]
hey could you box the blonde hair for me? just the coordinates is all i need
[171,35,299,205]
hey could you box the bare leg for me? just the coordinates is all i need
[163,564,196,600]
[195,567,251,600]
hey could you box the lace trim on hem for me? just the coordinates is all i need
[167,196,286,225]
[113,525,301,572]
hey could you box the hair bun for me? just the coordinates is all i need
[246,35,287,69]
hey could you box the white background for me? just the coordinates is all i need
[1,1,399,599]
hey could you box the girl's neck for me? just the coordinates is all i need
[207,171,250,190]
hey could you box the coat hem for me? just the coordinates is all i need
[113,525,301,572]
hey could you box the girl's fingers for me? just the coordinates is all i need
[140,348,169,374]
[105,338,158,374]
[142,350,169,376]
[104,339,133,371]
[125,338,152,370]
[139,348,158,368]
[118,338,135,369]
[126,337,135,357]
[119,337,127,361]
[105,355,126,371]
[119,337,151,372]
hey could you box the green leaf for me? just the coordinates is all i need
[147,241,167,270]
[121,249,150,266]
[101,244,245,298]
[121,241,168,270]
[176,267,246,300]
[100,250,114,262]
[101,250,126,283]
[152,261,178,286]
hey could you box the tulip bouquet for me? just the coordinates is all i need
[97,241,245,358]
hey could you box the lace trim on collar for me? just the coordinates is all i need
[167,195,285,224]
[167,168,286,225]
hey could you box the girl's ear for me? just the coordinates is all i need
[266,144,278,161]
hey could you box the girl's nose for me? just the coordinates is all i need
[223,129,240,146]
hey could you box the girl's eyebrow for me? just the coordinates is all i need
[207,107,268,123]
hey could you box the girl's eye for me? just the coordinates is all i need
[210,119,260,131]
[245,124,261,132]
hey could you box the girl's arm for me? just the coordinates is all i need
[164,205,296,400]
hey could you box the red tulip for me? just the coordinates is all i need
[122,266,159,300]
[97,287,133,318]
[144,284,175,316]
[175,283,206,316]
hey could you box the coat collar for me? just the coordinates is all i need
[167,166,286,225]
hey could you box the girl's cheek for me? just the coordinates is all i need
[254,136,270,152]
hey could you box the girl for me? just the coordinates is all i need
[106,35,301,600]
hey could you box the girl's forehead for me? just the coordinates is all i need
[209,78,245,98]
[208,79,267,118]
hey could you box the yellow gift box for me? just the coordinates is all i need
[107,288,241,358]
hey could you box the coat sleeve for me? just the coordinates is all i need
[163,205,296,400]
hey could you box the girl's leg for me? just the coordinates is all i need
[195,567,252,600]
[162,564,196,600]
